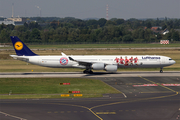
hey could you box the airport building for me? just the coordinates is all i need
[0,4,26,26]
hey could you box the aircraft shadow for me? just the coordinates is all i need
[0,71,179,76]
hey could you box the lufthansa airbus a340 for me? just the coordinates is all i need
[10,36,175,74]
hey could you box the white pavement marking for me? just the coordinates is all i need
[0,111,27,120]
[122,93,127,98]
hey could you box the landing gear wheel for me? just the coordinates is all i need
[83,70,93,74]
[89,70,93,74]
[83,70,88,74]
[160,67,163,73]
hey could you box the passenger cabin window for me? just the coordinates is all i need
[169,59,172,60]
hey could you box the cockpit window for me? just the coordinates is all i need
[169,59,172,60]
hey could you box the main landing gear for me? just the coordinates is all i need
[83,69,93,74]
[160,67,163,73]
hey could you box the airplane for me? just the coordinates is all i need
[10,36,176,74]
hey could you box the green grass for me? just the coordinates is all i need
[0,78,120,99]
[1,43,180,49]
[0,94,102,99]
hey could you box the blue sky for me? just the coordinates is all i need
[0,0,179,19]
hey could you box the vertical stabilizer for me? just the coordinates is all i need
[10,36,37,56]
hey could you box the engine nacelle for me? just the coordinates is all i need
[105,65,117,72]
[92,63,105,70]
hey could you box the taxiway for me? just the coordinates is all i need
[0,74,180,120]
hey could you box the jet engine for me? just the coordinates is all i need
[105,65,117,72]
[91,63,105,70]
[91,63,117,72]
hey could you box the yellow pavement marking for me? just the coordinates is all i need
[96,112,116,114]
[49,103,103,120]
[0,111,27,120]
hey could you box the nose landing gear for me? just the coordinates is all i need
[160,67,163,73]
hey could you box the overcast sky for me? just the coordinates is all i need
[0,0,179,19]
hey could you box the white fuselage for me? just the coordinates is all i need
[13,55,175,69]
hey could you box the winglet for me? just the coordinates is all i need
[10,36,37,56]
[61,52,67,56]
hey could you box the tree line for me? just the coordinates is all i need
[0,17,180,43]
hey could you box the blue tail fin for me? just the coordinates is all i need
[10,36,37,56]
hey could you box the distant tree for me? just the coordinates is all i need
[0,29,10,43]
[86,20,98,27]
[115,19,125,25]
[29,28,41,42]
[29,22,41,30]
[172,31,179,41]
[105,20,116,26]
[50,20,58,29]
[0,23,6,32]
[24,22,28,29]
[14,26,26,32]
[70,19,85,28]
[156,33,162,40]
[146,22,152,29]
[36,17,45,23]
[98,18,107,27]
[122,34,134,43]
[138,29,145,39]
[155,18,160,26]
[6,24,15,30]
[162,24,167,30]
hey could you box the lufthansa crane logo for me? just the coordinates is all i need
[60,57,68,65]
[14,42,23,50]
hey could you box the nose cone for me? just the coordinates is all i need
[169,59,176,65]
[172,60,176,64]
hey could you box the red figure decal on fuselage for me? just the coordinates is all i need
[114,57,119,63]
[119,57,124,65]
[129,57,133,65]
[125,57,129,66]
[134,57,138,65]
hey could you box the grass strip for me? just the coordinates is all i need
[1,43,180,50]
[0,78,120,99]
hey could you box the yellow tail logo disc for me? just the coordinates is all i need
[14,41,23,50]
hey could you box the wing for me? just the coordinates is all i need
[69,57,92,66]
